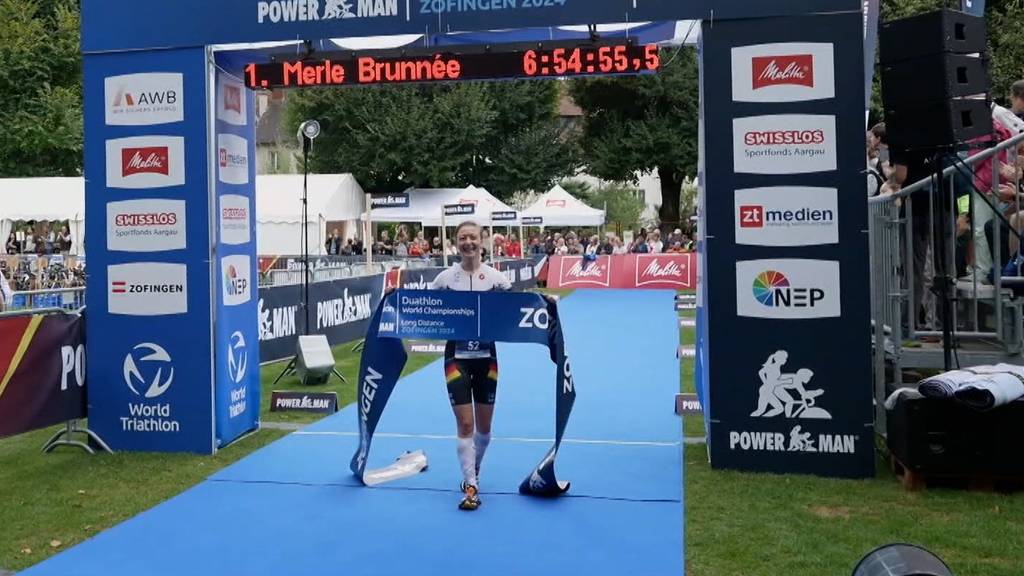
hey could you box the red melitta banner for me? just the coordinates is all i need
[546,254,696,290]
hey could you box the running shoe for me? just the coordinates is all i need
[458,483,480,511]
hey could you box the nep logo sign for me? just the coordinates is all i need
[735,259,841,319]
[106,136,185,189]
[104,73,184,126]
[733,115,837,175]
[222,255,252,306]
[106,199,187,252]
[731,43,835,102]
[734,187,838,247]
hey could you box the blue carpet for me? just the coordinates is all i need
[20,290,684,576]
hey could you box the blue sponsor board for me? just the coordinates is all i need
[213,54,261,448]
[82,0,860,53]
[83,47,216,453]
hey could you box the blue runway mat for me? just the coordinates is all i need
[21,290,684,576]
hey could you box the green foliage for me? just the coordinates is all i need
[589,183,645,231]
[558,179,593,201]
[0,0,82,177]
[567,47,699,231]
[284,81,577,199]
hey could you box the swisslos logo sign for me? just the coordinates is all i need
[219,194,251,245]
[218,134,250,185]
[735,187,838,247]
[106,199,187,252]
[222,255,252,307]
[557,257,611,287]
[733,115,836,175]
[104,73,184,125]
[108,263,188,316]
[735,259,841,320]
[106,136,185,189]
[731,43,835,103]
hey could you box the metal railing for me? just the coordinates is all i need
[3,286,86,313]
[868,129,1024,427]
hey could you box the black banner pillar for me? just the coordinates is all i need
[699,10,874,478]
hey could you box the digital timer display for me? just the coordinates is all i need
[244,42,660,89]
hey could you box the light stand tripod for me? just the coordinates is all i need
[272,119,347,387]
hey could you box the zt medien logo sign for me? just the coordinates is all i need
[734,187,838,247]
[731,43,835,103]
[256,0,398,24]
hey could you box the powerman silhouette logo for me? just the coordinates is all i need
[751,350,831,420]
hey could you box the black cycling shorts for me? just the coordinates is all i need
[444,357,498,406]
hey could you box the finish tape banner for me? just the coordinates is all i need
[351,290,575,497]
[0,313,86,439]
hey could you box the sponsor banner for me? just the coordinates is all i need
[258,274,385,363]
[493,258,542,290]
[546,254,696,290]
[735,259,841,319]
[355,290,574,496]
[270,391,338,413]
[521,216,544,225]
[734,187,839,246]
[370,193,409,209]
[731,43,835,103]
[218,133,250,185]
[108,262,188,316]
[106,199,187,252]
[444,203,475,216]
[104,72,184,126]
[675,393,703,416]
[221,254,253,306]
[217,74,247,126]
[105,136,186,189]
[219,194,251,245]
[732,114,837,174]
[405,340,445,354]
[0,314,87,439]
[491,211,517,222]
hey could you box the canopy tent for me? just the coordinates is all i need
[255,173,365,255]
[367,186,519,227]
[520,185,606,227]
[0,178,86,255]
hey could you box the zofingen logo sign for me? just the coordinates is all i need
[123,342,174,398]
[228,331,248,384]
[106,136,185,189]
[104,73,184,126]
[256,0,399,24]
[108,263,188,316]
[731,43,835,103]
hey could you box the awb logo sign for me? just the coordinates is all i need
[557,257,611,287]
[106,136,185,189]
[734,187,838,247]
[104,73,184,126]
[733,115,836,175]
[735,259,841,319]
[222,255,252,306]
[731,43,835,103]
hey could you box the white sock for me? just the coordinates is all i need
[457,437,477,487]
[474,432,491,472]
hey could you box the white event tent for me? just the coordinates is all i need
[255,173,365,255]
[0,178,86,256]
[367,185,519,227]
[520,185,605,227]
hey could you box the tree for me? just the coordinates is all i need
[590,183,646,234]
[0,0,82,176]
[567,47,699,233]
[284,80,578,199]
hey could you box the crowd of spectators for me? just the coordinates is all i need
[4,223,73,256]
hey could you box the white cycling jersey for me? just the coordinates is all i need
[429,262,512,358]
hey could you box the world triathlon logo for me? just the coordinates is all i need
[752,270,825,308]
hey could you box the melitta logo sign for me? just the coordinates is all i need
[217,74,247,126]
[256,0,399,24]
[104,73,184,125]
[219,194,251,245]
[106,199,187,252]
[734,187,838,247]
[108,263,188,316]
[558,257,611,287]
[735,259,841,319]
[731,43,835,102]
[106,136,185,189]
[218,134,250,185]
[733,115,837,175]
[636,256,691,287]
